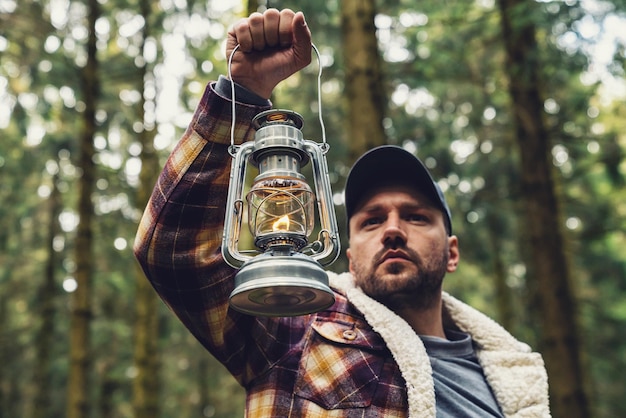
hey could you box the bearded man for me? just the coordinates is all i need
[134,8,550,418]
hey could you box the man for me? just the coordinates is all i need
[134,8,550,417]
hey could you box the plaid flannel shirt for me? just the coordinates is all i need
[134,82,409,417]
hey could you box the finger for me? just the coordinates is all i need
[278,9,296,47]
[263,8,280,47]
[248,12,266,51]
[231,18,253,52]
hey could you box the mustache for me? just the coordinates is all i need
[374,245,422,267]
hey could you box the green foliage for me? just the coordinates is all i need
[1,0,625,416]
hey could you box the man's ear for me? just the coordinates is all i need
[447,235,459,272]
[346,247,355,274]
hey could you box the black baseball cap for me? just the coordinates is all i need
[344,145,452,235]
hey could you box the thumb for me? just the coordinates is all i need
[291,12,312,68]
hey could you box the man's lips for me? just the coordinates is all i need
[378,250,411,264]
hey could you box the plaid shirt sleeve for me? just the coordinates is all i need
[133,81,283,382]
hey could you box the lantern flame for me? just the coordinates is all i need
[272,215,290,232]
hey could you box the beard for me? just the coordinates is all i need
[352,242,449,311]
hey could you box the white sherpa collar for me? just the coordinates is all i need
[328,272,551,418]
[329,272,435,417]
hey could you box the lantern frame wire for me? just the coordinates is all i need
[221,129,340,269]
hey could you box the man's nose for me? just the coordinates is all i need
[381,215,407,247]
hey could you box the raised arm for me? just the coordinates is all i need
[133,8,313,384]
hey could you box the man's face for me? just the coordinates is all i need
[347,184,459,309]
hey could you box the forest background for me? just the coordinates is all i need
[1,0,625,417]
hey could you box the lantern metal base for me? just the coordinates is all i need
[229,252,335,317]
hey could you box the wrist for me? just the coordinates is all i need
[233,78,273,100]
[215,76,271,106]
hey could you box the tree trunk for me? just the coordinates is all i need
[67,0,99,416]
[132,0,162,416]
[31,174,61,418]
[486,213,516,332]
[197,354,209,417]
[497,1,590,417]
[97,361,119,418]
[132,263,160,418]
[246,0,259,16]
[340,0,387,160]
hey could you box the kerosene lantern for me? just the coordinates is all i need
[221,107,340,316]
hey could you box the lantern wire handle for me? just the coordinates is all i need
[227,43,328,156]
[227,43,240,157]
[311,44,329,152]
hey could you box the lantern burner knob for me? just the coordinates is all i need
[253,109,304,130]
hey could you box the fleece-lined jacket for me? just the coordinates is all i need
[133,82,551,417]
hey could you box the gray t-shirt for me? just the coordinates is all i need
[420,330,504,418]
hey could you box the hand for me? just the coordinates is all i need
[226,9,312,99]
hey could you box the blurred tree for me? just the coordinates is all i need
[31,174,62,418]
[67,0,100,416]
[497,0,590,417]
[132,0,163,416]
[340,0,388,160]
[247,0,258,15]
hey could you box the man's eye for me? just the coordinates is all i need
[362,217,382,227]
[407,214,428,223]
